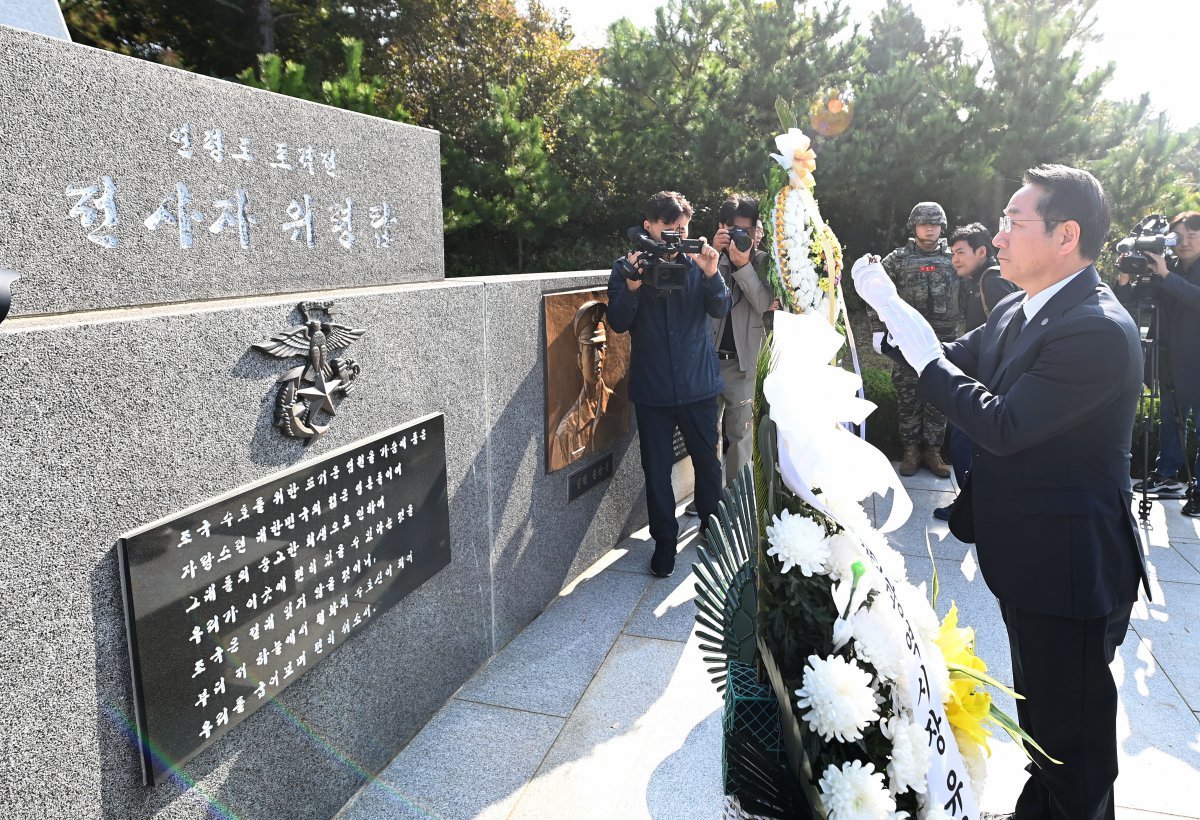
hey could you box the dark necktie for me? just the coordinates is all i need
[1003,308,1027,354]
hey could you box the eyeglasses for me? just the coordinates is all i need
[998,215,1060,234]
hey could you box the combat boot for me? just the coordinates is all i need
[899,445,920,476]
[922,446,951,478]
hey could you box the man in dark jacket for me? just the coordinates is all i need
[607,191,729,577]
[934,223,1021,519]
[856,165,1148,820]
[952,222,1021,333]
[1117,211,1200,513]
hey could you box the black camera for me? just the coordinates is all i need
[1116,214,1178,284]
[623,227,704,292]
[727,227,753,253]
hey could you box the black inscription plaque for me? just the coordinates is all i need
[567,452,614,501]
[671,425,689,463]
[117,413,450,785]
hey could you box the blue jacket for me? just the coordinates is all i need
[606,256,731,406]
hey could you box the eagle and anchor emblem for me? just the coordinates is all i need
[252,301,366,441]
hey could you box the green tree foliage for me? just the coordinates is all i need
[973,0,1114,218]
[237,37,410,120]
[814,0,990,256]
[371,1,595,148]
[60,0,376,86]
[570,0,856,232]
[443,82,572,271]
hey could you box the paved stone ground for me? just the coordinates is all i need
[337,473,1200,819]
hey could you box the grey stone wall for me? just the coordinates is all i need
[0,272,666,818]
[0,25,443,317]
[467,273,650,650]
[0,24,689,820]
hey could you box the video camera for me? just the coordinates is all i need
[1116,214,1178,285]
[621,227,705,292]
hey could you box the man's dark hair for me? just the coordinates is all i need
[718,194,760,226]
[1022,164,1111,261]
[1171,211,1200,232]
[949,223,994,257]
[644,191,694,223]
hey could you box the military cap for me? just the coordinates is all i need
[573,300,608,345]
[908,201,948,231]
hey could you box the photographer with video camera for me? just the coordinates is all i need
[607,191,729,577]
[1116,211,1200,515]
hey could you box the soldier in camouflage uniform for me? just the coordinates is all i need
[872,202,958,477]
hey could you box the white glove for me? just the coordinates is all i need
[851,254,896,312]
[852,254,941,372]
[871,331,884,355]
[877,298,942,374]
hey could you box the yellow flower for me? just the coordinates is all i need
[935,602,993,753]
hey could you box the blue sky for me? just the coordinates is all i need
[541,0,1198,129]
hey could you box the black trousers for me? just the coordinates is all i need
[1000,600,1134,820]
[634,398,722,550]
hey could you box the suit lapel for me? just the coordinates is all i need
[981,301,1024,386]
[991,266,1101,390]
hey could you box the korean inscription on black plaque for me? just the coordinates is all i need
[118,413,450,785]
[671,425,689,464]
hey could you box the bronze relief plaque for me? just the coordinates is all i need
[543,287,631,474]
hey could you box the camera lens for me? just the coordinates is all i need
[733,233,753,252]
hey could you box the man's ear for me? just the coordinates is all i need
[643,219,652,233]
[1057,220,1082,256]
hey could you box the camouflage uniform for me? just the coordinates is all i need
[874,205,960,450]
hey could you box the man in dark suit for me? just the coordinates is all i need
[853,165,1149,820]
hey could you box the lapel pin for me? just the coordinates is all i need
[1040,317,1049,326]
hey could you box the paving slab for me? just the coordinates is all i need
[1146,498,1200,545]
[337,699,564,820]
[884,465,956,492]
[607,522,704,576]
[1131,580,1200,712]
[1144,541,1200,587]
[454,568,652,717]
[1110,632,1200,818]
[623,567,704,643]
[506,632,723,820]
[878,488,972,563]
[1174,541,1200,576]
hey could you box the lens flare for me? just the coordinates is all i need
[810,89,854,137]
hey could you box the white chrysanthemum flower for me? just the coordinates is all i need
[795,655,880,743]
[885,716,931,796]
[827,531,866,583]
[816,492,874,535]
[894,581,940,646]
[859,529,908,582]
[954,725,988,795]
[851,604,909,684]
[818,759,899,820]
[916,803,956,820]
[766,509,830,576]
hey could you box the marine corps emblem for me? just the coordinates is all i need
[252,301,365,442]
